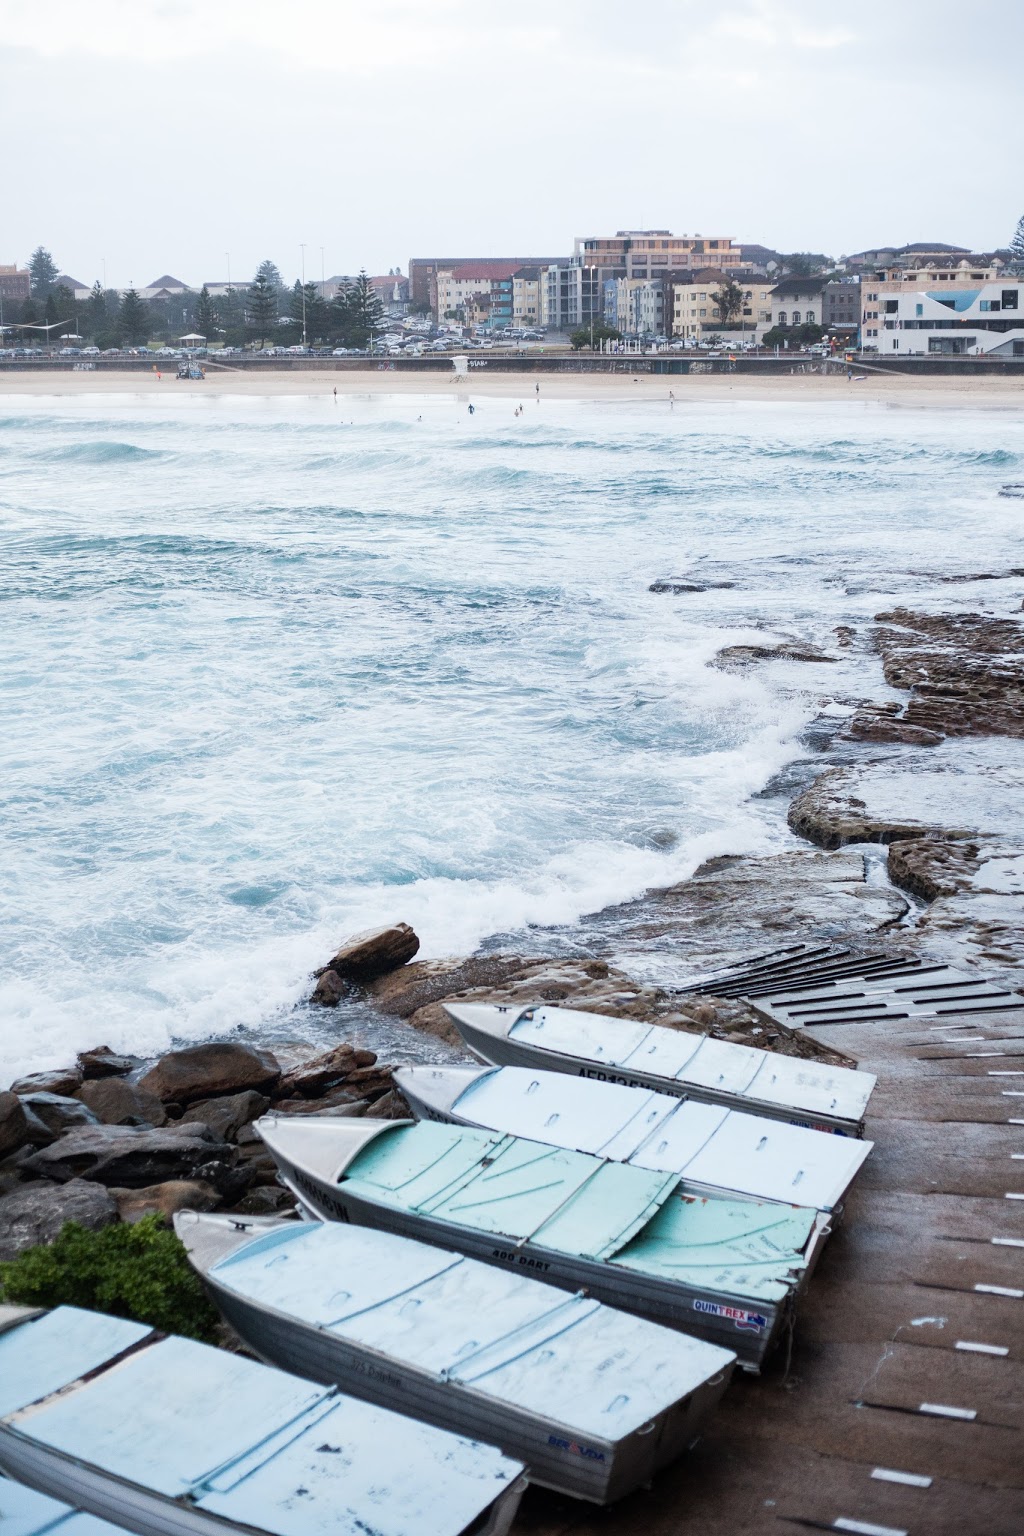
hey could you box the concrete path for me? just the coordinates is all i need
[512,1007,1024,1535]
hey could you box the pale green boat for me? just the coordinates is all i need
[258,1116,829,1369]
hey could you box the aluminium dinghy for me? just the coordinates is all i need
[394,1064,873,1216]
[257,1116,829,1370]
[0,1474,126,1536]
[0,1306,525,1536]
[443,1001,875,1136]
[176,1212,735,1505]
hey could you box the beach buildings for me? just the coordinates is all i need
[575,231,742,278]
[671,272,774,340]
[408,256,563,317]
[512,267,544,329]
[0,265,31,301]
[863,258,1024,355]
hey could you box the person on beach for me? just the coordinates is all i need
[468,403,475,414]
[534,382,539,400]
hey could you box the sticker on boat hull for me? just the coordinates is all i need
[693,1299,767,1332]
[548,1435,606,1462]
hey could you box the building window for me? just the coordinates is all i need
[806,310,815,323]
[779,312,787,324]
[915,303,923,316]
[792,311,801,324]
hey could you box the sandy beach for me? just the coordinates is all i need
[1,365,1023,409]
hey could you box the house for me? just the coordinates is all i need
[140,274,192,298]
[845,242,970,272]
[770,276,827,331]
[864,259,1023,355]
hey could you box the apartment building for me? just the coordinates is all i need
[864,259,1024,355]
[604,277,664,335]
[823,279,861,334]
[435,264,516,328]
[408,256,563,315]
[575,231,741,280]
[672,271,774,339]
[512,268,543,328]
[543,260,603,331]
[0,265,31,301]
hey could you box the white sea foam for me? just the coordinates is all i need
[2,392,1023,1083]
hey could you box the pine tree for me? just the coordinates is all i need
[1011,215,1024,269]
[49,283,77,334]
[85,281,108,341]
[118,286,151,346]
[335,270,385,350]
[255,259,283,290]
[195,284,216,337]
[29,246,59,299]
[247,272,279,344]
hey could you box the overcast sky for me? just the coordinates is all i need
[4,0,1022,288]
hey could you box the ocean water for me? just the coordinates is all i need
[2,388,1023,1083]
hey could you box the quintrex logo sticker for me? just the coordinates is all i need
[693,1299,767,1332]
[548,1435,606,1462]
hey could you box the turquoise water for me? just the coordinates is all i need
[2,389,1022,1081]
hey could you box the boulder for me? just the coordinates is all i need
[9,1065,84,1098]
[20,1123,232,1189]
[230,1185,297,1217]
[270,1084,368,1116]
[0,1178,118,1260]
[320,923,420,984]
[276,1045,377,1100]
[17,1093,100,1140]
[78,1046,135,1080]
[715,642,836,668]
[137,1043,280,1107]
[112,1179,220,1225]
[0,1092,30,1159]
[310,969,345,1007]
[181,1090,271,1142]
[76,1078,167,1128]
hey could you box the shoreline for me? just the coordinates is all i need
[1,366,1023,408]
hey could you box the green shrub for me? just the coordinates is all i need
[0,1217,221,1342]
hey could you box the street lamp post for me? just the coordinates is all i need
[300,244,307,347]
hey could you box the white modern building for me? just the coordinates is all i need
[543,259,603,331]
[874,277,1024,355]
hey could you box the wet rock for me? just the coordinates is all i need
[649,579,736,594]
[319,923,421,983]
[366,955,548,1019]
[269,1088,368,1116]
[364,1088,411,1121]
[9,1065,84,1098]
[21,1123,232,1188]
[180,1090,271,1142]
[874,607,1024,739]
[835,626,856,647]
[230,1185,297,1217]
[76,1078,167,1128]
[78,1046,135,1080]
[787,767,970,850]
[0,1093,30,1159]
[113,1179,220,1225]
[18,1093,100,1140]
[715,642,836,668]
[137,1043,280,1107]
[844,703,944,747]
[276,1045,378,1099]
[888,837,982,902]
[310,969,346,1007]
[0,1178,118,1260]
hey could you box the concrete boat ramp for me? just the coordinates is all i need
[512,989,1024,1535]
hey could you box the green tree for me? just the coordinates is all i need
[713,278,745,328]
[255,259,283,289]
[47,283,78,339]
[118,285,151,346]
[570,323,622,350]
[334,270,385,349]
[247,271,279,344]
[195,284,216,338]
[29,246,59,298]
[0,1217,220,1342]
[85,281,108,341]
[1010,215,1024,269]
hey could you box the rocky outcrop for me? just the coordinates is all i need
[715,642,836,668]
[787,767,972,849]
[181,1091,271,1142]
[20,1123,233,1189]
[887,837,983,902]
[649,579,736,593]
[137,1043,280,1106]
[873,607,1024,739]
[0,1092,30,1159]
[315,923,421,995]
[76,1078,167,1128]
[843,703,943,748]
[0,1178,118,1260]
